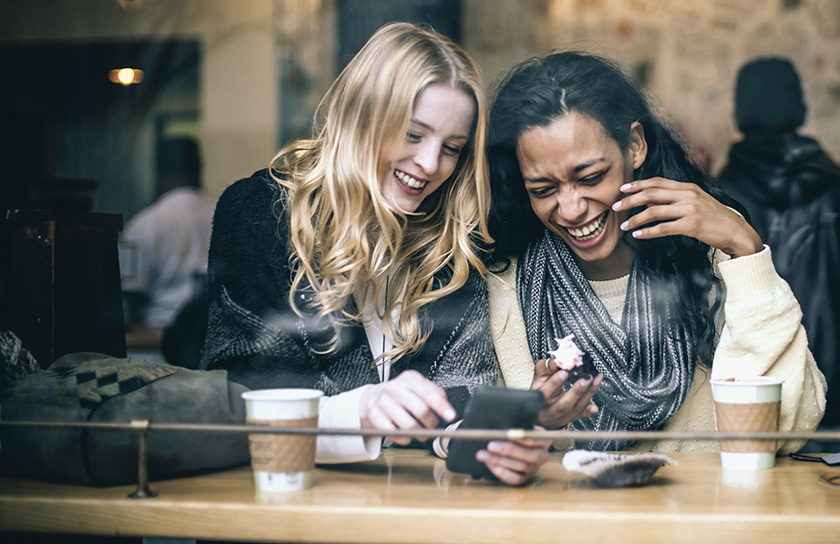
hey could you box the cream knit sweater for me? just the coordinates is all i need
[488,246,827,454]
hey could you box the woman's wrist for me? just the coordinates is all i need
[433,419,463,458]
[724,219,764,258]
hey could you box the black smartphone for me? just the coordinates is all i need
[445,387,545,480]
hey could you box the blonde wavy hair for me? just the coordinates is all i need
[270,22,492,364]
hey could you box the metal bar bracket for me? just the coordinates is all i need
[128,419,157,499]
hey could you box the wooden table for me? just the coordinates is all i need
[1,450,838,543]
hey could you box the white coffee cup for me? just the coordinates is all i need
[241,388,323,491]
[710,377,783,470]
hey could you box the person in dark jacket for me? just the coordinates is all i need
[200,23,550,485]
[718,57,840,440]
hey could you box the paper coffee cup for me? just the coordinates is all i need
[241,388,323,492]
[710,377,783,470]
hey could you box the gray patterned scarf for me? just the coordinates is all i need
[518,230,696,450]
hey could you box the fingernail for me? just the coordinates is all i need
[620,221,629,231]
[620,183,632,192]
[444,408,456,421]
[612,201,622,211]
[632,230,642,238]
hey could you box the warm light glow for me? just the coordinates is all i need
[116,0,143,11]
[117,68,134,85]
[108,68,144,86]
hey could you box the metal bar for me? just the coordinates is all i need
[2,419,840,442]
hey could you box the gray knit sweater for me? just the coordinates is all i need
[200,171,497,423]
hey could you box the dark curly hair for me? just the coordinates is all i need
[487,51,740,366]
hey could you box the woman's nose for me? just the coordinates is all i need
[413,142,439,174]
[554,189,586,221]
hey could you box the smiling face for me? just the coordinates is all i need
[379,84,476,213]
[516,112,647,280]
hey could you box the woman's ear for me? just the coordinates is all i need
[628,121,647,169]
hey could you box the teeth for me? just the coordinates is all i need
[395,170,426,189]
[567,212,607,240]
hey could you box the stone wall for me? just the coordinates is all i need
[463,0,840,173]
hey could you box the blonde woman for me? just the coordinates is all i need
[201,23,548,485]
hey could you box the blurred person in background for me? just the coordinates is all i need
[718,57,840,449]
[120,137,214,364]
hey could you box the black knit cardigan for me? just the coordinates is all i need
[199,171,497,420]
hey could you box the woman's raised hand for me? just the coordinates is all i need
[613,177,764,258]
[531,358,601,429]
[359,369,456,445]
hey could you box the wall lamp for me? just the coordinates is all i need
[108,68,144,86]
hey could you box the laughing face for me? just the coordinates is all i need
[516,112,647,280]
[379,84,476,213]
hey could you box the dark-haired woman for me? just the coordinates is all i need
[486,51,825,454]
